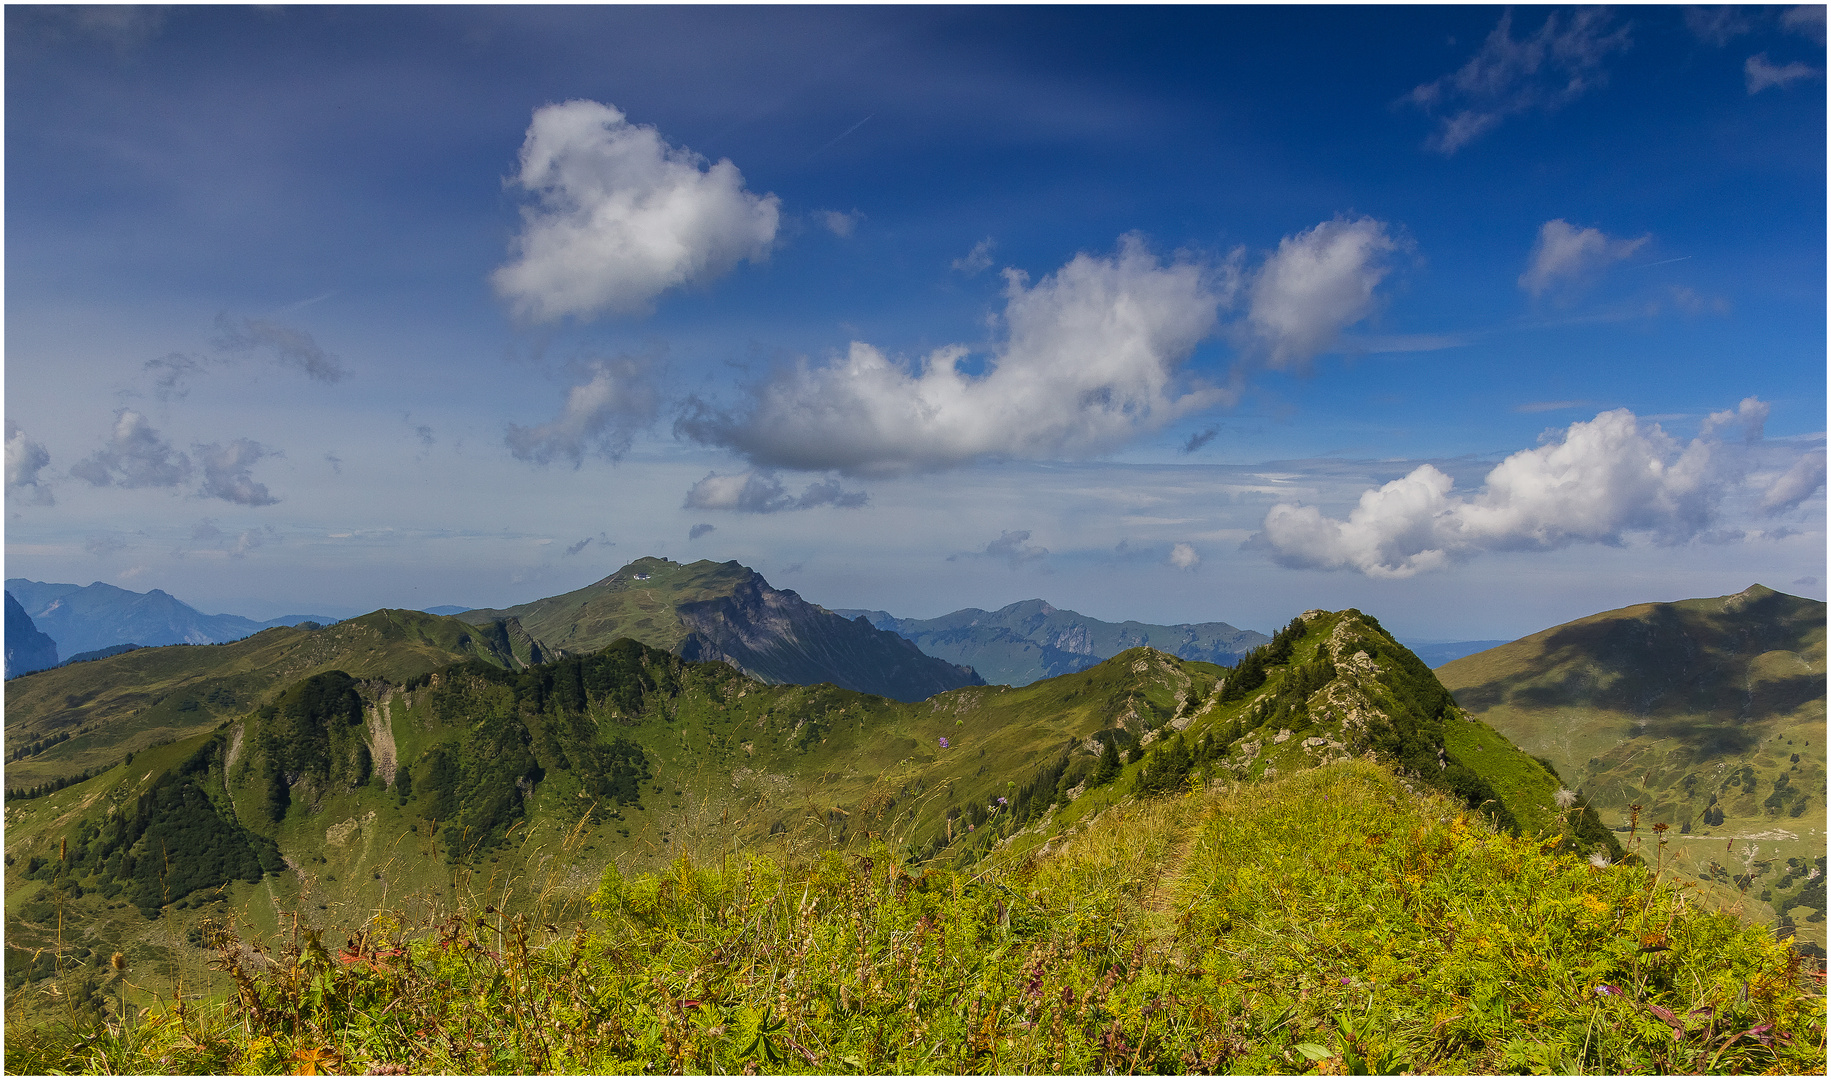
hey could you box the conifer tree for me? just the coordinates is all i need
[1093,738,1122,786]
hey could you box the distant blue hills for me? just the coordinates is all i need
[3,579,340,670]
[831,599,1271,688]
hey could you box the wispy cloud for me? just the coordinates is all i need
[187,518,278,559]
[492,100,780,322]
[507,356,660,466]
[1514,399,1592,414]
[952,237,996,275]
[1760,452,1827,514]
[1782,5,1826,45]
[1745,53,1820,94]
[84,533,129,557]
[683,469,867,513]
[195,439,281,506]
[949,529,1049,569]
[145,352,216,400]
[1405,9,1631,154]
[71,409,193,489]
[69,410,282,505]
[212,314,349,383]
[1181,427,1219,454]
[819,209,864,238]
[563,532,613,556]
[6,422,54,506]
[1518,219,1649,298]
[1684,6,1754,46]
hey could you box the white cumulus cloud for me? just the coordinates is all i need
[1246,216,1404,368]
[492,100,781,322]
[1255,401,1790,578]
[1169,542,1200,570]
[1518,219,1649,298]
[6,422,53,505]
[681,234,1228,475]
[507,358,660,466]
[683,469,866,513]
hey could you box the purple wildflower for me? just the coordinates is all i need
[1595,984,1621,998]
[939,737,949,749]
[997,796,1008,806]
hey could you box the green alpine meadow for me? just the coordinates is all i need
[5,594,1823,1074]
[6,9,1826,1073]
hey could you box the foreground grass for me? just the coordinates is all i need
[7,760,1822,1074]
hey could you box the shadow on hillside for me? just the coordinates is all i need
[1637,715,1762,762]
[1451,595,1823,724]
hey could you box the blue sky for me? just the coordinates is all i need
[5,5,1825,641]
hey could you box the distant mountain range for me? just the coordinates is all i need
[1409,640,1512,668]
[5,566,1823,1007]
[4,579,339,662]
[832,599,1269,687]
[459,557,982,702]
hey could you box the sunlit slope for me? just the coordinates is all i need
[458,557,981,701]
[2,609,530,789]
[4,608,1620,1017]
[1438,584,1827,950]
[458,557,744,654]
[14,760,1823,1075]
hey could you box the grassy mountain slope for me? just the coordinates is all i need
[1437,584,1827,952]
[836,598,1269,687]
[460,557,982,701]
[2,610,536,791]
[6,603,1629,1029]
[10,759,1823,1075]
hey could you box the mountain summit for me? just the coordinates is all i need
[459,558,982,702]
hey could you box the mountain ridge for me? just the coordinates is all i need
[1438,583,1827,952]
[459,557,982,702]
[5,578,338,658]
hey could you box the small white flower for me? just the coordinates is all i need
[1554,789,1578,809]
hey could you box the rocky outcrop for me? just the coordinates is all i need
[676,576,982,702]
